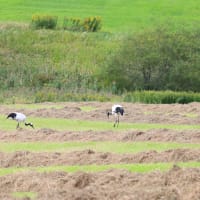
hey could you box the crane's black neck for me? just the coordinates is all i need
[7,113,17,119]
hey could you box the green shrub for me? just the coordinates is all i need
[123,90,200,104]
[31,14,58,29]
[63,92,111,102]
[101,27,200,92]
[83,16,102,32]
[63,16,102,32]
[34,90,57,102]
[34,90,112,103]
[63,17,82,31]
[32,73,54,87]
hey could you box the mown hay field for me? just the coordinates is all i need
[0,102,199,199]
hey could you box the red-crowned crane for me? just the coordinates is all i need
[7,112,34,129]
[107,104,124,127]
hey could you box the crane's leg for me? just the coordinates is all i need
[16,122,19,129]
[113,116,115,127]
[113,114,117,127]
[117,115,119,127]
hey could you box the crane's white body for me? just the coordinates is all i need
[7,112,34,129]
[14,112,26,122]
[112,104,123,115]
[107,104,124,127]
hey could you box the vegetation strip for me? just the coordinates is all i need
[1,0,199,31]
[12,192,37,200]
[0,162,199,176]
[0,141,199,153]
[2,115,200,131]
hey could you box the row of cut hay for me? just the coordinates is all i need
[0,103,199,199]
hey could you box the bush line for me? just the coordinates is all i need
[31,14,102,32]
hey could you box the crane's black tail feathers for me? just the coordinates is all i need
[25,122,34,129]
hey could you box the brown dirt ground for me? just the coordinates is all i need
[0,149,199,167]
[0,129,200,143]
[0,102,200,199]
[0,167,199,200]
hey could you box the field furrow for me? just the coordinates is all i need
[0,149,199,167]
[0,129,199,143]
[0,167,199,200]
[0,102,199,199]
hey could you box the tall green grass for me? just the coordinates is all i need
[0,26,119,101]
[1,2,200,102]
[124,90,200,104]
[1,25,200,102]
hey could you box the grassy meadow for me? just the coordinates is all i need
[0,2,199,198]
[1,0,200,31]
[1,1,200,102]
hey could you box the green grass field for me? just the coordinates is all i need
[0,162,199,176]
[0,1,200,197]
[12,192,37,200]
[1,0,200,31]
[2,115,200,131]
[0,141,199,153]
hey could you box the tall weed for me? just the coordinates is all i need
[31,14,58,29]
[124,91,200,104]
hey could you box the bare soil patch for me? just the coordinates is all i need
[1,102,200,124]
[0,129,199,143]
[0,167,199,200]
[0,149,199,167]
